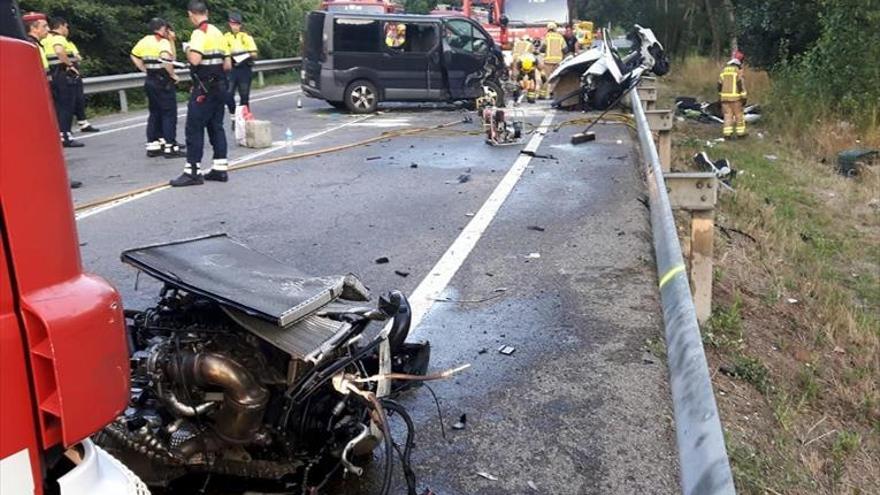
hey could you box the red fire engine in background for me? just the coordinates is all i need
[461,0,571,49]
[320,0,404,14]
[0,2,144,493]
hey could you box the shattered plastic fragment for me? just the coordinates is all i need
[498,345,516,356]
[477,472,499,481]
[452,414,467,430]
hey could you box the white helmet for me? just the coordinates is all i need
[727,58,742,67]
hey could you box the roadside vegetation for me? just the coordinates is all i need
[661,55,879,494]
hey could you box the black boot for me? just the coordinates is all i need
[146,142,163,157]
[62,133,84,148]
[203,169,228,182]
[79,122,101,133]
[163,146,186,159]
[170,163,204,187]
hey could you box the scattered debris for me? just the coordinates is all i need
[465,212,475,217]
[433,289,507,304]
[498,345,516,356]
[452,414,467,430]
[571,131,596,145]
[375,257,390,264]
[410,163,419,168]
[527,225,545,232]
[615,139,623,144]
[526,252,541,259]
[786,298,799,304]
[764,154,779,161]
[478,348,488,354]
[833,346,846,354]
[528,481,539,491]
[837,148,878,177]
[520,150,556,160]
[366,156,381,161]
[457,173,471,183]
[477,472,499,481]
[394,270,410,278]
[642,351,656,364]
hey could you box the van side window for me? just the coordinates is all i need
[444,19,488,53]
[334,18,381,52]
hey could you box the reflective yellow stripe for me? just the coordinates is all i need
[659,264,686,289]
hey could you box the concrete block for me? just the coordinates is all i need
[245,120,272,148]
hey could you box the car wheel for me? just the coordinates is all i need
[345,80,379,114]
[486,80,506,107]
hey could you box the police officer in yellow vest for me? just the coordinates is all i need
[64,29,100,133]
[171,0,232,187]
[718,57,748,138]
[23,12,50,76]
[42,17,83,147]
[539,22,566,99]
[225,11,258,115]
[131,18,186,159]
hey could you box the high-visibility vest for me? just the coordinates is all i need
[544,32,564,64]
[188,21,230,79]
[719,65,747,101]
[28,35,49,71]
[131,34,175,74]
[41,32,72,68]
[224,31,257,64]
[513,38,532,56]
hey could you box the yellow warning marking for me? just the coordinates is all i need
[659,264,686,289]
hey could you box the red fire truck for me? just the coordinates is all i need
[462,0,570,49]
[0,3,144,493]
[320,0,404,14]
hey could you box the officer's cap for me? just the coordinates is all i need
[228,11,243,24]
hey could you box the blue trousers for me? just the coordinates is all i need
[185,81,228,166]
[145,76,178,144]
[226,64,253,113]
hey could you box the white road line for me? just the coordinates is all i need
[76,89,301,141]
[74,114,373,221]
[406,112,555,331]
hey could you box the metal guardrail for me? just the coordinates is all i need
[630,89,736,495]
[82,57,301,112]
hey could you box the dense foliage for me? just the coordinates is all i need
[20,0,318,76]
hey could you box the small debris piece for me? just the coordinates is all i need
[527,225,545,232]
[833,346,845,354]
[764,154,779,161]
[498,345,516,356]
[457,173,471,183]
[366,156,381,161]
[478,348,488,354]
[615,139,623,145]
[452,414,467,430]
[719,365,736,377]
[465,212,475,217]
[410,163,419,168]
[642,352,656,364]
[394,270,410,278]
[476,472,499,481]
[571,131,596,144]
[375,257,390,264]
[528,481,539,491]
[493,287,507,293]
[786,298,798,304]
[527,252,541,259]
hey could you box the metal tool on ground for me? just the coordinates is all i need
[476,84,524,146]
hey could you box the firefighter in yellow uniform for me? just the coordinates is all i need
[575,21,593,52]
[171,0,232,187]
[516,53,539,103]
[41,16,83,147]
[224,11,258,115]
[64,34,100,133]
[385,23,405,48]
[718,58,747,138]
[539,22,566,99]
[131,18,185,158]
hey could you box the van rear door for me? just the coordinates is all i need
[302,12,325,90]
[441,18,492,100]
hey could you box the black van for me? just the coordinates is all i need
[301,11,507,113]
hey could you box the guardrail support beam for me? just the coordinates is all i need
[118,90,128,113]
[646,109,673,172]
[257,71,265,88]
[637,84,657,111]
[665,172,718,324]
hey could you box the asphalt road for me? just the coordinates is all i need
[71,85,679,494]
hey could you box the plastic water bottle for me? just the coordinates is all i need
[285,127,293,152]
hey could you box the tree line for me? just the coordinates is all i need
[19,0,318,76]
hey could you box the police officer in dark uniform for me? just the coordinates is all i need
[42,16,83,147]
[171,0,232,187]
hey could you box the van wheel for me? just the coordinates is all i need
[345,80,378,114]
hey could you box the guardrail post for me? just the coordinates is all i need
[645,109,673,172]
[257,71,265,88]
[118,89,128,113]
[637,83,657,111]
[665,172,718,324]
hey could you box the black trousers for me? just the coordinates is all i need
[49,69,77,134]
[226,64,253,113]
[186,79,228,165]
[74,77,86,122]
[145,76,178,145]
